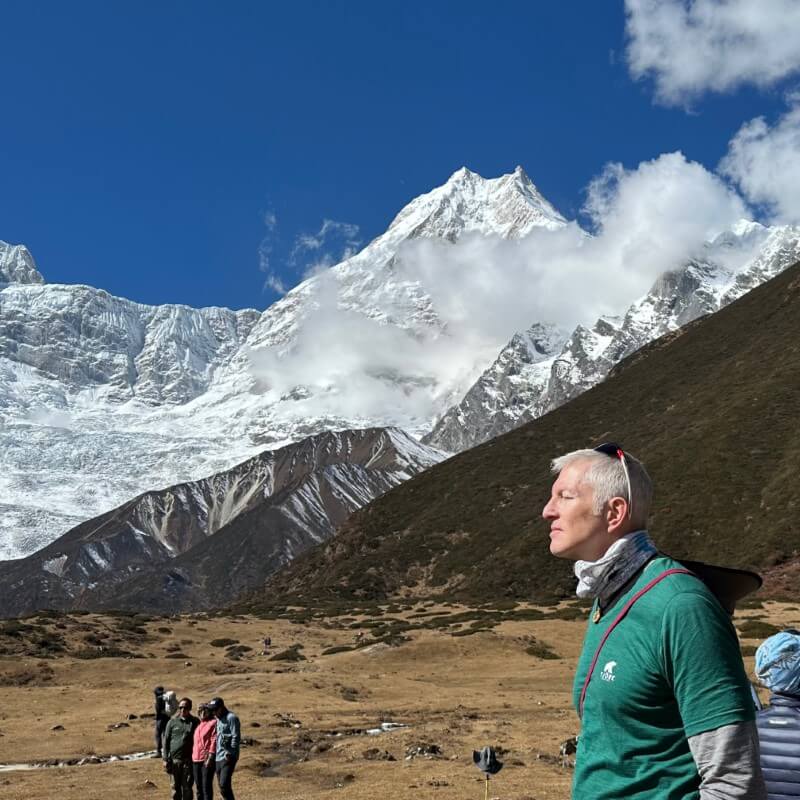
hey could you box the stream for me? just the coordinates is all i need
[0,750,157,772]
[0,721,410,772]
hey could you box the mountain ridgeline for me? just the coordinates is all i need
[3,169,799,564]
[244,259,800,608]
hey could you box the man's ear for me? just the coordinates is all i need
[606,497,629,534]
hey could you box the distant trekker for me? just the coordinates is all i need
[154,686,169,758]
[542,443,765,799]
[207,696,240,800]
[163,697,199,800]
[755,629,800,799]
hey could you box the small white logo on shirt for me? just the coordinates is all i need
[601,661,617,682]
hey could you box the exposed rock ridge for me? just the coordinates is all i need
[0,241,45,285]
[426,223,800,452]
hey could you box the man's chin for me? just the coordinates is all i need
[549,540,575,560]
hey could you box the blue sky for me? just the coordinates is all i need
[1,1,797,309]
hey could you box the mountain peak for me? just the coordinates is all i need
[386,166,566,242]
[0,241,45,286]
[447,166,479,182]
[513,164,531,181]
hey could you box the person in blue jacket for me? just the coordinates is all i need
[756,629,800,799]
[206,696,240,800]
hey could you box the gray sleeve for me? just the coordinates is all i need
[687,720,767,799]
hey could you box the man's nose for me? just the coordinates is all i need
[542,498,556,520]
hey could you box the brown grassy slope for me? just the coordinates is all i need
[243,261,800,607]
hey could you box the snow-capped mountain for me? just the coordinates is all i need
[0,427,445,615]
[0,166,562,559]
[426,221,800,451]
[5,163,797,564]
[0,240,261,558]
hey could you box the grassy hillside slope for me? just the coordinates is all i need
[245,261,800,607]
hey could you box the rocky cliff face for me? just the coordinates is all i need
[426,222,800,452]
[0,427,445,615]
[423,323,567,453]
[0,242,44,285]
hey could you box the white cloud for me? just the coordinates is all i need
[257,213,362,297]
[625,0,800,104]
[719,100,800,224]
[290,219,361,263]
[400,151,747,336]
[258,209,284,293]
[246,153,749,428]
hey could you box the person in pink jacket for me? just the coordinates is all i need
[192,703,217,800]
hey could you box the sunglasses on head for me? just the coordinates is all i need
[593,442,633,519]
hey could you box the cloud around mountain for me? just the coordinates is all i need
[245,152,749,432]
[402,152,746,337]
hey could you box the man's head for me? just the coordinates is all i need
[177,698,192,717]
[542,444,653,562]
[207,696,226,718]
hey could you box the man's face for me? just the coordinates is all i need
[542,460,610,562]
[178,701,191,717]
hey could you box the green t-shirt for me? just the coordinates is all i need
[571,555,754,800]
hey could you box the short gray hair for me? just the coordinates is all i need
[551,448,653,528]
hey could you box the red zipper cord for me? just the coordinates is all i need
[578,569,693,719]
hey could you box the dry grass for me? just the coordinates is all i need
[2,601,798,799]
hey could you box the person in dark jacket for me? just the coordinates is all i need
[756,630,800,800]
[163,697,199,800]
[154,685,169,758]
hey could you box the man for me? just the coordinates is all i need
[207,696,240,800]
[154,685,169,758]
[163,697,199,800]
[542,444,765,799]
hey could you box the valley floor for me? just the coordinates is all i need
[0,600,794,800]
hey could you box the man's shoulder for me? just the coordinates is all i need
[641,556,717,600]
[630,556,724,621]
